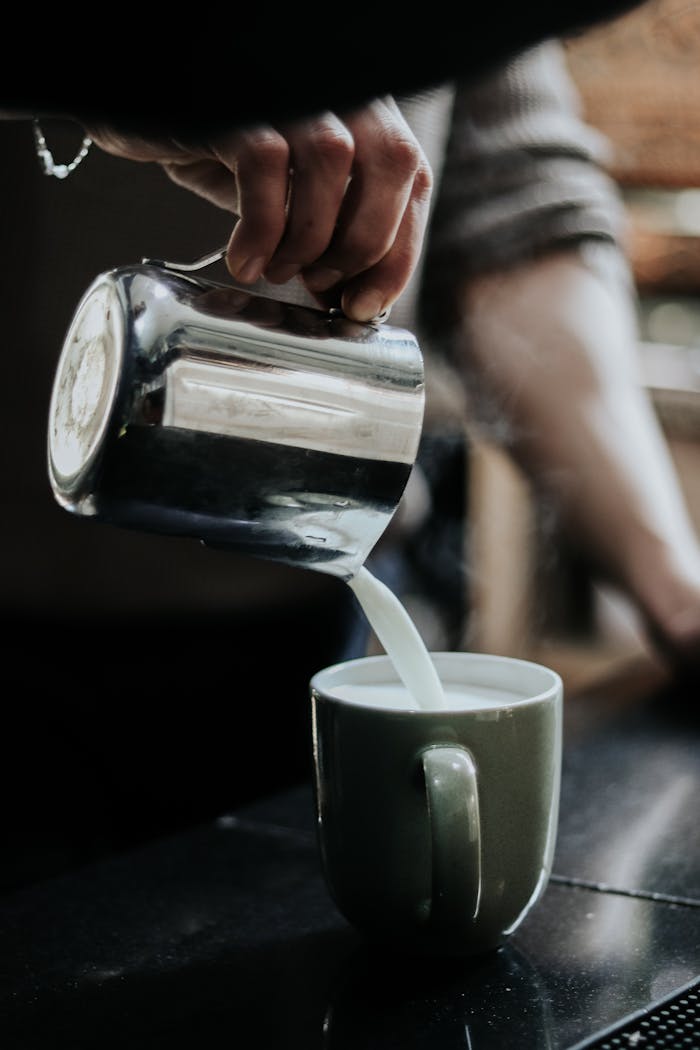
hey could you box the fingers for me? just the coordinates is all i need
[340,158,433,321]
[209,99,432,321]
[212,128,292,285]
[263,114,354,284]
[89,100,434,323]
[303,99,433,320]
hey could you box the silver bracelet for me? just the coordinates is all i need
[32,120,92,179]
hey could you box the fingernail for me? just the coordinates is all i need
[304,267,344,292]
[234,256,266,284]
[345,290,385,322]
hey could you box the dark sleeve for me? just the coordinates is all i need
[1,2,643,138]
[424,41,630,281]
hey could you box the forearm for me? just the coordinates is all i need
[455,246,700,606]
[420,39,700,666]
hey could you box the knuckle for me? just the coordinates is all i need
[306,124,354,168]
[413,159,434,199]
[238,129,290,173]
[378,129,423,176]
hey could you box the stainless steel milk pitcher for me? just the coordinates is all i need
[47,251,425,579]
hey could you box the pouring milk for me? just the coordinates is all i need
[347,566,447,710]
[344,567,528,712]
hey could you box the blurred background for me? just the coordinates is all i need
[462,0,700,687]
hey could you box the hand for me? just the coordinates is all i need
[86,98,433,322]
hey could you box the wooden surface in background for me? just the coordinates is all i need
[565,0,700,188]
[565,0,700,293]
[626,228,700,293]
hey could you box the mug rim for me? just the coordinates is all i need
[310,650,562,713]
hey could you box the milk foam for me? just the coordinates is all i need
[331,681,521,712]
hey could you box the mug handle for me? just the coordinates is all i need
[422,745,481,929]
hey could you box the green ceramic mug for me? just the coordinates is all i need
[310,651,563,956]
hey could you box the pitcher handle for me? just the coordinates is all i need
[141,244,228,272]
[141,242,390,322]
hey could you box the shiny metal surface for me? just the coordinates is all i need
[142,243,392,322]
[47,264,425,579]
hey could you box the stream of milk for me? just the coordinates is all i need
[347,566,446,711]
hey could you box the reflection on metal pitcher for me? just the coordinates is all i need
[47,262,425,578]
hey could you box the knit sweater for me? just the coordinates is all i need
[395,41,630,339]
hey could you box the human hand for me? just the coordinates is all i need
[86,98,433,322]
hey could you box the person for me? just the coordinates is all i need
[83,96,435,325]
[1,33,697,892]
[83,42,700,674]
[417,45,700,674]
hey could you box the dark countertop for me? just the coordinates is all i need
[2,671,698,1049]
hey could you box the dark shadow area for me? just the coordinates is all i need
[4,905,551,1050]
[4,927,357,1050]
[0,120,362,896]
[323,941,554,1049]
[0,590,355,894]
